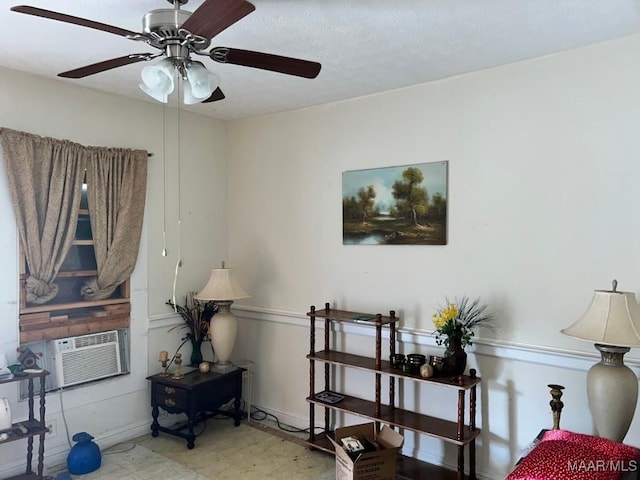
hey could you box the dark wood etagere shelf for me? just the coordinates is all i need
[306,303,480,480]
[0,371,51,480]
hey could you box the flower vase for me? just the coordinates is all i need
[190,338,204,366]
[443,328,467,376]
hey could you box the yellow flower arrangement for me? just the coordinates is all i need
[432,296,495,354]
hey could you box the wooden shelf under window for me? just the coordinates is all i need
[20,298,129,315]
[19,303,130,343]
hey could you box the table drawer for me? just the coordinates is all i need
[154,384,189,411]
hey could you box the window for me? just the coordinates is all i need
[18,181,131,344]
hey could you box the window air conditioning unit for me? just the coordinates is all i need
[53,330,123,388]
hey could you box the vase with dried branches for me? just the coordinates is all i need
[166,292,217,365]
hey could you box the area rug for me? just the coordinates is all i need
[47,419,335,480]
[46,443,207,480]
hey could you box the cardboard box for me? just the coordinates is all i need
[329,422,404,480]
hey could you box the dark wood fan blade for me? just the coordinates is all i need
[58,54,156,79]
[211,48,321,79]
[180,0,255,40]
[11,5,137,37]
[201,87,225,103]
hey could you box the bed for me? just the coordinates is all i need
[506,384,640,480]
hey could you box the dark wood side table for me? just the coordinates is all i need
[146,367,244,449]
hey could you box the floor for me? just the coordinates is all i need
[47,415,336,480]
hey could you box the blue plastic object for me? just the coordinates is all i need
[67,432,101,475]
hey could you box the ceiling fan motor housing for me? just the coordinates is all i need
[142,8,191,38]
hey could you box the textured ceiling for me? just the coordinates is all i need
[1,0,640,120]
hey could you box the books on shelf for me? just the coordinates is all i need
[352,314,375,322]
[315,390,344,404]
[0,367,13,381]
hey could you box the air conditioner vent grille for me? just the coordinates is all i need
[73,331,117,348]
[54,330,122,388]
[60,344,119,386]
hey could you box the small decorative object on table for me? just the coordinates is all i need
[167,292,217,366]
[429,355,444,373]
[159,350,169,377]
[390,353,405,369]
[172,353,184,380]
[432,296,496,376]
[406,353,426,375]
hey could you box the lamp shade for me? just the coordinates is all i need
[562,288,640,347]
[195,268,250,301]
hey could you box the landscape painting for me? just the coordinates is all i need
[342,161,448,245]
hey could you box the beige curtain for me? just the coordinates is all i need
[1,128,86,304]
[1,127,148,304]
[81,148,147,300]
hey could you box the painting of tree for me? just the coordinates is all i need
[342,161,448,245]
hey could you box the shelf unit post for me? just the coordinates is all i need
[323,303,331,432]
[374,314,382,424]
[457,389,466,478]
[36,375,46,478]
[469,383,477,479]
[25,377,35,476]
[389,310,396,410]
[308,304,316,442]
[457,389,465,441]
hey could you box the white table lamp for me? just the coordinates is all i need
[195,263,249,369]
[561,280,640,441]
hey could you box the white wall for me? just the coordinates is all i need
[227,34,640,478]
[0,67,227,476]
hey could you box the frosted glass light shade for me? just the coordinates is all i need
[182,81,199,105]
[185,62,218,101]
[139,59,175,103]
[562,289,640,347]
[195,268,250,301]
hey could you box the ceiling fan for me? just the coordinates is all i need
[10,0,322,104]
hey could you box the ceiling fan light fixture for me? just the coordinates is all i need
[12,1,321,108]
[139,58,175,103]
[186,62,219,100]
